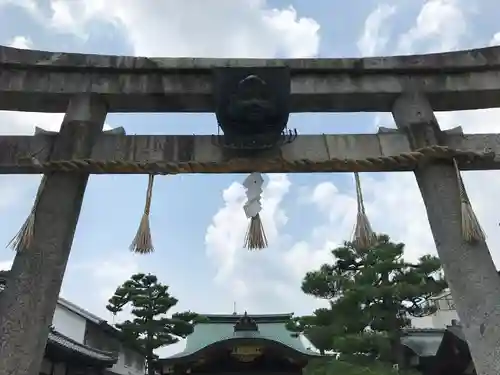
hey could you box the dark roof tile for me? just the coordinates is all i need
[48,330,118,364]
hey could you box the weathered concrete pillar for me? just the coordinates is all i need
[0,95,107,375]
[392,92,500,375]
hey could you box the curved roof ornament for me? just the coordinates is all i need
[234,311,259,333]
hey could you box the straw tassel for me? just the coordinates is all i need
[129,174,155,254]
[242,173,268,250]
[8,175,48,252]
[244,214,268,250]
[353,172,377,249]
[453,159,485,243]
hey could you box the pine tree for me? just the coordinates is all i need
[107,273,200,375]
[290,234,447,372]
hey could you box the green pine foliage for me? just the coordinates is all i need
[107,273,201,375]
[289,234,447,373]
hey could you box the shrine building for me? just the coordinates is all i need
[155,313,322,375]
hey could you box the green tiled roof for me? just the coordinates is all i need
[166,314,320,359]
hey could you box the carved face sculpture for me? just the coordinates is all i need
[213,67,291,147]
[227,75,277,134]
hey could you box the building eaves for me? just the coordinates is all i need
[400,329,445,357]
[48,330,118,364]
[403,328,447,335]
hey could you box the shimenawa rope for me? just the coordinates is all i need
[14,145,493,174]
[7,145,493,253]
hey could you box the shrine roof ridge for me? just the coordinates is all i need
[201,313,293,323]
[3,44,500,73]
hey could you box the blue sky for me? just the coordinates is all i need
[1,0,500,355]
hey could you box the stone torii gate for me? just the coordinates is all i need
[1,45,500,375]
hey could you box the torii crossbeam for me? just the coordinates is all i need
[1,130,500,174]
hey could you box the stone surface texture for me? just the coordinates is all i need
[392,92,500,375]
[0,132,498,174]
[0,95,107,375]
[1,43,500,374]
[2,45,500,112]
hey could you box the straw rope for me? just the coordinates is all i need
[129,174,155,254]
[453,159,486,243]
[352,172,377,250]
[14,145,493,174]
[8,145,492,252]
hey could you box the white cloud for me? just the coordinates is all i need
[16,0,322,312]
[357,3,396,56]
[0,0,322,319]
[396,0,467,54]
[0,0,37,14]
[5,0,320,58]
[3,0,500,336]
[205,174,291,290]
[352,2,500,274]
[204,172,333,313]
[0,34,115,252]
[8,36,32,49]
[0,35,113,135]
[490,32,500,46]
[359,0,500,269]
[67,251,140,319]
[204,0,500,321]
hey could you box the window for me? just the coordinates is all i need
[85,324,120,354]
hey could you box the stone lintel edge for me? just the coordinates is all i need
[2,44,500,73]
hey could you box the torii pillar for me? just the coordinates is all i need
[0,95,107,375]
[392,92,500,375]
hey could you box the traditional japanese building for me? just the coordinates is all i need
[156,313,322,375]
[40,329,118,375]
[401,324,476,375]
[0,270,145,375]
